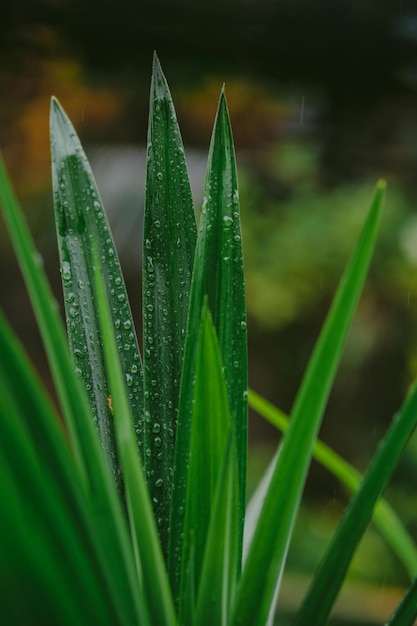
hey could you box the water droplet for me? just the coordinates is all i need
[123,319,131,330]
[154,437,162,448]
[117,294,125,303]
[156,172,163,181]
[146,304,154,312]
[126,373,133,386]
[114,319,121,329]
[155,219,161,229]
[178,506,184,516]
[223,215,233,229]
[62,261,71,281]
[74,347,85,359]
[68,306,79,318]
[145,238,152,249]
[65,292,75,303]
[131,364,138,373]
[108,247,114,257]
[115,277,122,286]
[153,423,161,433]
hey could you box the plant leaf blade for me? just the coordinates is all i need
[293,382,417,626]
[50,97,144,495]
[234,181,386,626]
[143,53,197,556]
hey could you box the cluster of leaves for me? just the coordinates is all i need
[1,54,417,625]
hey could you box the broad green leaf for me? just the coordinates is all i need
[91,242,176,626]
[385,577,417,626]
[143,53,197,556]
[195,437,239,626]
[170,88,247,596]
[0,313,140,625]
[50,97,143,496]
[0,156,144,624]
[293,382,417,626]
[248,388,417,579]
[179,303,234,624]
[234,181,385,626]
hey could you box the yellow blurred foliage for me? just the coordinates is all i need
[2,58,126,197]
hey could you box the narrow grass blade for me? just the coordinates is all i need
[248,388,417,579]
[50,97,144,495]
[195,437,239,626]
[179,303,235,624]
[170,88,247,595]
[0,152,87,486]
[385,577,417,626]
[0,313,145,625]
[143,53,197,556]
[234,181,386,626]
[293,383,417,626]
[0,156,145,623]
[91,242,176,626]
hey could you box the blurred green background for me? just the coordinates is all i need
[1,1,417,623]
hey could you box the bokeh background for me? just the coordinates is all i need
[2,1,417,623]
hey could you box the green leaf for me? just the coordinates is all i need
[0,155,145,624]
[50,97,144,496]
[91,242,176,626]
[234,180,386,626]
[248,388,417,580]
[179,304,233,616]
[195,437,239,626]
[293,382,417,626]
[143,53,197,556]
[0,311,142,625]
[170,88,248,596]
[385,576,417,626]
[0,152,87,487]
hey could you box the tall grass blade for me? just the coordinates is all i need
[248,388,417,579]
[50,97,144,496]
[195,437,239,626]
[179,303,237,624]
[143,53,197,556]
[91,242,176,626]
[385,577,417,626]
[0,313,142,625]
[234,181,386,626]
[0,155,145,624]
[293,382,417,626]
[170,88,247,596]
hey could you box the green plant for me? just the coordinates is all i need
[1,53,417,625]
